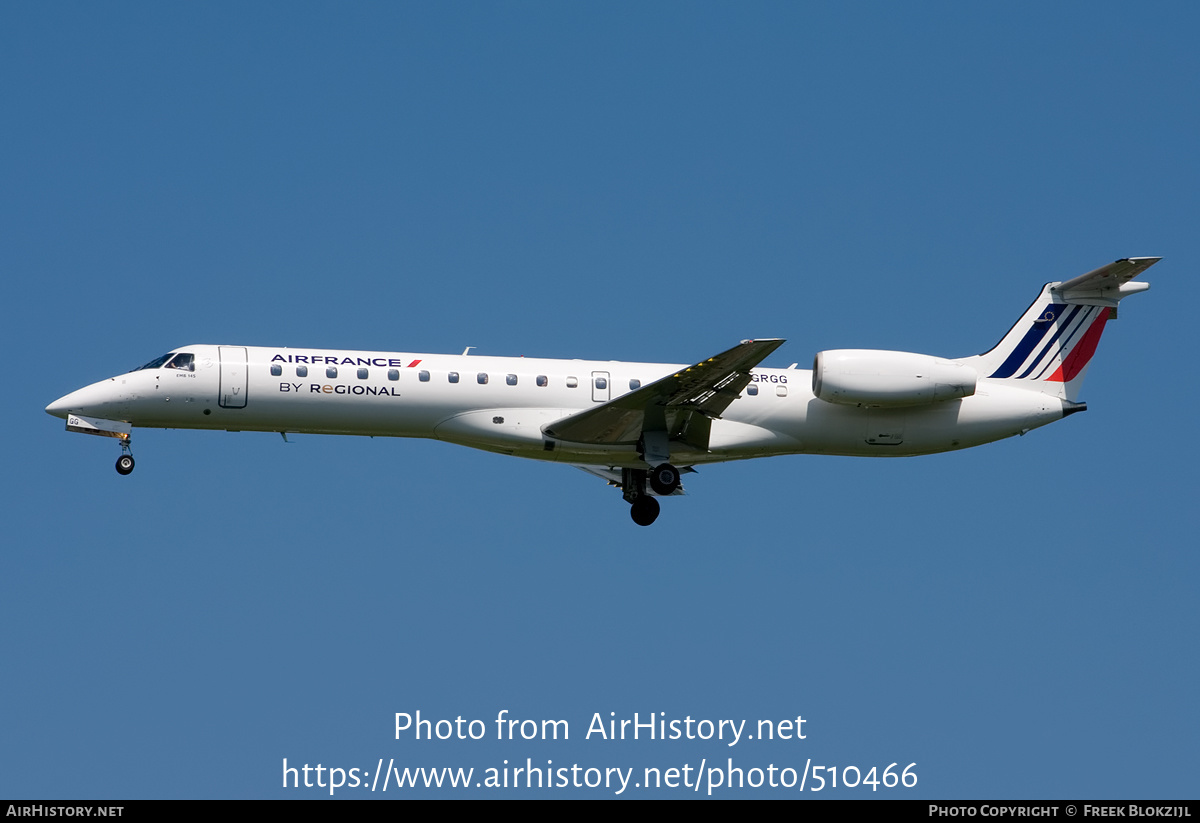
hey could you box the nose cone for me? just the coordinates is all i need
[45,380,120,419]
[46,390,79,419]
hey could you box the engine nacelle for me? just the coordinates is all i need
[812,350,977,407]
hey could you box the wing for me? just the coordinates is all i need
[543,338,785,448]
[1054,257,1158,307]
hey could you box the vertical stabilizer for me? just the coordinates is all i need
[963,258,1158,401]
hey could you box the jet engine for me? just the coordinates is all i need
[812,350,977,407]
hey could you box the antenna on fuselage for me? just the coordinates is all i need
[462,346,474,356]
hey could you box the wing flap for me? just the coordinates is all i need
[544,338,785,446]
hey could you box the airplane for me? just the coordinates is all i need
[46,257,1157,526]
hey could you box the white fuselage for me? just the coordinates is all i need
[47,343,1066,468]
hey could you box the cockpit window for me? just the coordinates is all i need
[133,351,195,372]
[165,353,194,372]
[134,353,175,371]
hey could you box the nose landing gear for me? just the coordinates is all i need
[115,436,135,475]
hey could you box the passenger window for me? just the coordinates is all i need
[629,379,641,390]
[777,385,788,397]
[566,377,578,388]
[418,370,430,382]
[747,384,758,396]
[506,374,517,386]
[594,376,607,389]
[327,367,338,378]
[388,369,400,381]
[536,375,548,387]
[448,372,459,383]
[478,373,489,384]
[357,368,369,379]
[270,365,282,376]
[296,366,308,378]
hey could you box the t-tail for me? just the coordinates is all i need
[963,257,1158,403]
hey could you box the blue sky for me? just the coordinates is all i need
[3,2,1197,798]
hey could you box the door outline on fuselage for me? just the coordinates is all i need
[218,346,248,409]
[591,371,610,403]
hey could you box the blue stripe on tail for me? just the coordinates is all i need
[987,303,1069,378]
[1014,304,1085,379]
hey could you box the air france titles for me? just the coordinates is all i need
[272,353,421,398]
[271,354,422,369]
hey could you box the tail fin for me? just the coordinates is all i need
[966,257,1158,401]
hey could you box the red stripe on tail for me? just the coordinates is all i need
[1046,311,1109,382]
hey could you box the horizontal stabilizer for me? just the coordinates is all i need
[1054,257,1158,306]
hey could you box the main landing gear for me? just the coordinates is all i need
[631,495,660,527]
[115,436,135,475]
[622,464,681,526]
[649,463,681,496]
